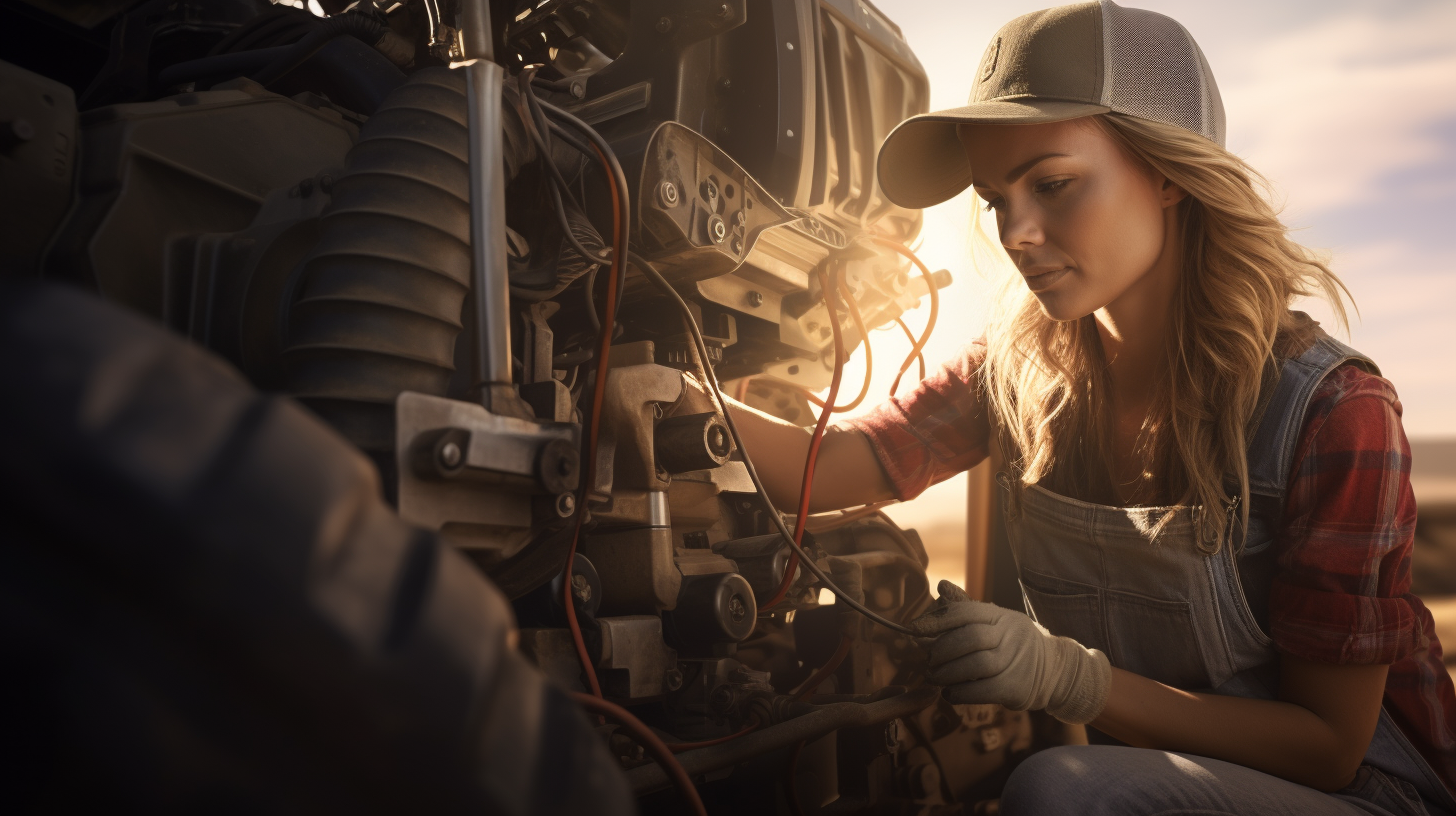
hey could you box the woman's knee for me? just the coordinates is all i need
[1001,746,1106,816]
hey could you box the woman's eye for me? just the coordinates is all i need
[981,196,1004,212]
[1035,178,1072,195]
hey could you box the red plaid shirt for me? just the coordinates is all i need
[845,341,1456,793]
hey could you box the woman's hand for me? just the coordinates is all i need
[910,580,1111,724]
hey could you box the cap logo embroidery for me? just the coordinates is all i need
[981,37,1001,82]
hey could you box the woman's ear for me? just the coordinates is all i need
[1160,177,1189,208]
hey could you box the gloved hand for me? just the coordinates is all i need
[909,580,1112,725]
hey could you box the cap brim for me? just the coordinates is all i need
[876,99,1111,209]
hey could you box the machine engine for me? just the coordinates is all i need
[0,0,1071,811]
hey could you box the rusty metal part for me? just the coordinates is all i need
[654,411,733,474]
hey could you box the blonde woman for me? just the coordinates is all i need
[725,2,1455,813]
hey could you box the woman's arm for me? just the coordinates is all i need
[723,396,895,512]
[1092,656,1388,791]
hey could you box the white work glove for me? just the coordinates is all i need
[909,580,1112,725]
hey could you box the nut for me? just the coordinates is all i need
[746,290,764,307]
[657,180,679,208]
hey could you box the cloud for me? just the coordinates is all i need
[1219,2,1456,220]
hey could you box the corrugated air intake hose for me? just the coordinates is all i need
[282,67,533,460]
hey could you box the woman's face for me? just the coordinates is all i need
[959,119,1185,322]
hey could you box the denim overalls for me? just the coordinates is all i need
[999,332,1455,814]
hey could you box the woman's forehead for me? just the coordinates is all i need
[959,119,1113,184]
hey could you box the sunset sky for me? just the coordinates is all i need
[831,0,1456,588]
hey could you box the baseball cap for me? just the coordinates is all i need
[876,0,1226,209]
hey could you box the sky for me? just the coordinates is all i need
[820,0,1456,590]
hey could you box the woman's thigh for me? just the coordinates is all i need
[1000,746,1415,816]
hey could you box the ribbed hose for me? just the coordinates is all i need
[283,67,532,456]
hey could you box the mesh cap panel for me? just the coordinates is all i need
[1101,1,1225,145]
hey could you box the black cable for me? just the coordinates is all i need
[250,16,386,88]
[630,251,918,638]
[158,46,292,88]
[537,98,630,330]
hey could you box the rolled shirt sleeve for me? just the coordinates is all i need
[839,339,992,501]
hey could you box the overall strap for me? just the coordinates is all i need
[1243,329,1379,523]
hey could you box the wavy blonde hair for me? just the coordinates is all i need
[981,113,1353,548]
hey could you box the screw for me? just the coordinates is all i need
[569,80,586,99]
[708,215,727,243]
[657,180,679,208]
[700,179,718,202]
[746,290,764,307]
[656,16,672,33]
[556,492,576,517]
[728,594,747,622]
[717,4,733,19]
[731,237,743,255]
[438,441,463,468]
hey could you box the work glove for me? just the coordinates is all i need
[909,580,1112,725]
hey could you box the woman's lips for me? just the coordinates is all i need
[1022,267,1071,293]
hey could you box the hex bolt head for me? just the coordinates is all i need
[556,492,576,518]
[657,180,679,208]
[438,441,463,468]
[746,290,764,308]
[707,215,727,244]
[728,594,747,623]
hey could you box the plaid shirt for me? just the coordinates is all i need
[845,342,1456,793]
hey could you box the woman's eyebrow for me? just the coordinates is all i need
[1003,152,1069,184]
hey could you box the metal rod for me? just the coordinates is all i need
[457,0,494,62]
[465,58,512,395]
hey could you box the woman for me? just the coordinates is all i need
[724,2,1456,814]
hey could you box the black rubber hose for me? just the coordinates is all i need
[282,67,534,455]
[157,45,292,88]
[625,686,939,794]
[252,15,388,88]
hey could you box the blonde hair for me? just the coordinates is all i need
[982,113,1353,548]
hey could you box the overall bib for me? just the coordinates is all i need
[1001,333,1455,814]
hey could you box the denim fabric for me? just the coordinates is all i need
[1001,746,1445,816]
[997,334,1454,812]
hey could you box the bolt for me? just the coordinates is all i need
[717,3,733,19]
[571,572,592,603]
[728,594,747,622]
[700,178,718,202]
[569,80,586,99]
[657,180,679,208]
[656,16,672,33]
[708,426,730,456]
[1,119,35,148]
[746,290,764,307]
[438,441,463,468]
[708,215,727,244]
[733,210,746,227]
[556,492,576,517]
[730,237,743,255]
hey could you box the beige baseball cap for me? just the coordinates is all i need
[877,0,1225,209]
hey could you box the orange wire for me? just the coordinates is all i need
[893,316,927,384]
[873,238,939,397]
[761,263,848,610]
[797,276,874,414]
[666,719,760,752]
[561,142,621,703]
[734,375,753,402]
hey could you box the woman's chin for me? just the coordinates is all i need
[1033,290,1095,323]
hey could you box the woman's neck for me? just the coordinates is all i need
[1095,216,1182,401]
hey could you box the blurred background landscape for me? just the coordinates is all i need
[822,0,1456,676]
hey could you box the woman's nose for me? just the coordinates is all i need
[999,204,1045,251]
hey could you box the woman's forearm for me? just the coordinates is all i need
[724,397,895,512]
[1091,660,1389,791]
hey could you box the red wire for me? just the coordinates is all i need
[570,693,708,816]
[791,634,853,701]
[561,142,623,702]
[760,263,848,610]
[666,719,760,752]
